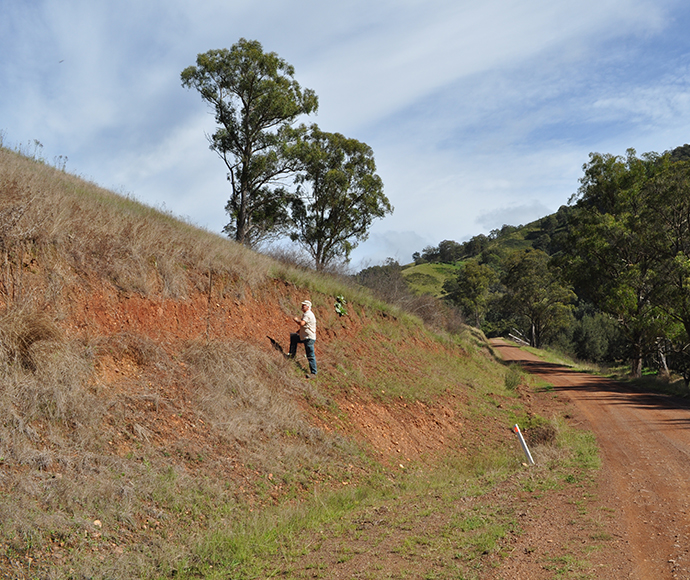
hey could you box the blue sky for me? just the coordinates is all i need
[2,0,690,269]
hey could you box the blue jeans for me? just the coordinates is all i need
[289,333,317,375]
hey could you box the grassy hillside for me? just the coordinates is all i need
[400,262,461,297]
[401,223,544,297]
[0,147,602,579]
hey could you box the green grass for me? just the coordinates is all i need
[349,331,508,404]
[544,554,590,578]
[521,345,579,368]
[524,342,690,399]
[611,370,690,398]
[401,262,461,297]
[178,417,601,579]
[504,364,523,391]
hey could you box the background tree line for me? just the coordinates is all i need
[366,144,690,382]
[181,38,393,271]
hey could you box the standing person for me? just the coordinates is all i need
[289,300,317,377]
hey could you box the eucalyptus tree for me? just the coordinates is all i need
[443,260,498,328]
[561,149,667,376]
[287,125,392,271]
[641,160,690,380]
[181,38,318,246]
[438,240,463,263]
[501,249,575,348]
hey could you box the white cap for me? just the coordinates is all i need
[301,300,311,308]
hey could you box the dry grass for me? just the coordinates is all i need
[182,339,347,474]
[0,146,366,578]
[0,309,99,448]
[0,307,61,369]
[0,147,272,308]
[0,304,355,578]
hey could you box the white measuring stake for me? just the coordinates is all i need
[513,424,535,465]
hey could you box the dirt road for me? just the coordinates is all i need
[491,339,690,580]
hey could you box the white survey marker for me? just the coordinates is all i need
[513,424,535,465]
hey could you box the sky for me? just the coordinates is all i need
[2,0,690,269]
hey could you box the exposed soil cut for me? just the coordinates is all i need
[7,260,690,578]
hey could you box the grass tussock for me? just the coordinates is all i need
[0,306,61,370]
[504,363,523,391]
[182,339,350,475]
[0,308,97,440]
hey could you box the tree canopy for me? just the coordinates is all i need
[181,38,318,246]
[501,249,575,348]
[287,125,391,270]
[443,260,497,327]
[560,150,669,376]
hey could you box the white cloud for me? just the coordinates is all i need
[592,73,690,127]
[475,201,553,231]
[299,0,670,131]
[2,0,690,268]
[349,229,433,269]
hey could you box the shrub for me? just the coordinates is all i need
[519,415,558,447]
[504,364,522,391]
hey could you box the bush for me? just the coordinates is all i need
[504,364,522,391]
[355,261,465,335]
[571,310,625,363]
[523,415,557,446]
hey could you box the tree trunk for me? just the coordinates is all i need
[235,187,248,244]
[530,320,537,348]
[657,338,670,379]
[630,342,643,378]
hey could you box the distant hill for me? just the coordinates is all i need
[401,209,570,297]
[400,142,690,299]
